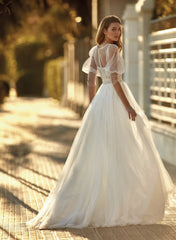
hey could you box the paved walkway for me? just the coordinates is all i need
[0,97,176,240]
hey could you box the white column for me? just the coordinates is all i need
[92,0,98,40]
[61,43,67,105]
[135,0,154,116]
[122,4,139,101]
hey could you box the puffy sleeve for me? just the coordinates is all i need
[82,46,97,75]
[106,44,124,85]
[82,46,98,86]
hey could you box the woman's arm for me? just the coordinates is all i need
[108,45,137,121]
[111,74,137,121]
[87,72,96,103]
[87,55,97,103]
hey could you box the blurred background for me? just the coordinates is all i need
[0,0,175,164]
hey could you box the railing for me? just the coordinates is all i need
[150,16,176,127]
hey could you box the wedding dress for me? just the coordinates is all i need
[27,43,174,229]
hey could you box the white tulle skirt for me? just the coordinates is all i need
[27,81,174,229]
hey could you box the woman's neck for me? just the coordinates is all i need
[103,39,113,44]
[100,40,113,47]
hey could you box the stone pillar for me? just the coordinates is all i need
[92,0,98,41]
[61,42,68,106]
[135,0,154,116]
[122,4,139,101]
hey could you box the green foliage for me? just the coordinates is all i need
[6,46,18,84]
[153,0,176,18]
[0,44,10,84]
[44,57,64,101]
[14,41,46,96]
[0,80,9,104]
[0,46,6,74]
[0,0,91,102]
[0,0,11,15]
[16,67,44,96]
[0,0,79,46]
[15,41,46,70]
[38,3,78,57]
[0,44,9,104]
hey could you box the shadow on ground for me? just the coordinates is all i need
[0,186,38,214]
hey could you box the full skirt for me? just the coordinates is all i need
[27,81,174,229]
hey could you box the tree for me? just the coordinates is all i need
[0,0,81,45]
[153,0,176,18]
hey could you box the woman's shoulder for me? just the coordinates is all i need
[97,43,118,49]
[88,43,118,58]
[107,43,118,52]
[105,44,119,59]
[89,43,118,51]
[88,45,98,56]
[98,43,118,55]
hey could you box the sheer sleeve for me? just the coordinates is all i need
[87,55,97,86]
[106,45,124,85]
[82,46,97,86]
[82,46,97,75]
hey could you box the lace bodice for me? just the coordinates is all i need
[82,44,125,86]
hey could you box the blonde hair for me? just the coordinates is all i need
[95,15,122,51]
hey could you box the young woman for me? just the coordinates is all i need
[27,15,174,229]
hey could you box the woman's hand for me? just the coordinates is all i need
[126,105,137,121]
[111,80,137,121]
